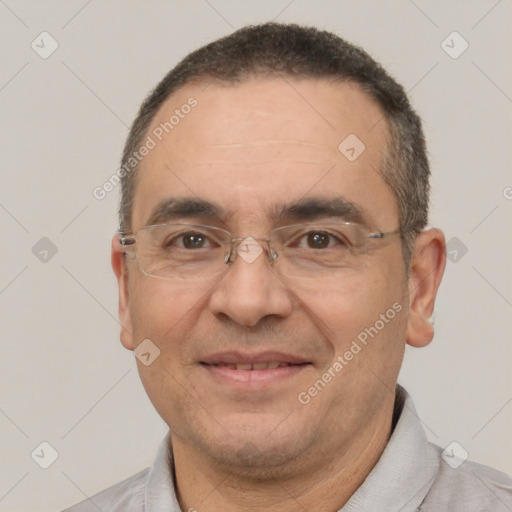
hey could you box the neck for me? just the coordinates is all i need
[170,400,395,512]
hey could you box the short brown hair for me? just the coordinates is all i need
[119,22,430,263]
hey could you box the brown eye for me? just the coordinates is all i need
[284,226,352,252]
[182,233,207,249]
[307,232,331,249]
[163,231,214,250]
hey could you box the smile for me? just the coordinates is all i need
[204,362,306,371]
[199,353,312,388]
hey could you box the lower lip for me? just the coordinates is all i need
[200,363,311,388]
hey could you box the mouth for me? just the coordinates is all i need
[199,352,313,387]
[202,361,308,371]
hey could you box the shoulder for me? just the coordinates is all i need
[61,467,150,512]
[421,443,512,511]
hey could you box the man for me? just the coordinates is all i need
[64,23,512,511]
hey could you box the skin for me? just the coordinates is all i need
[112,77,446,511]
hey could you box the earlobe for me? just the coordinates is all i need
[111,235,135,351]
[406,311,434,348]
[405,229,446,348]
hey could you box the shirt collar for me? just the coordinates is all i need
[144,432,181,512]
[144,385,439,512]
[339,385,439,512]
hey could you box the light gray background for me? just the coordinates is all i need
[1,1,511,511]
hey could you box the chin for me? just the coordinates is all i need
[213,439,307,478]
[186,412,317,477]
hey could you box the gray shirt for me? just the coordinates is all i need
[63,387,512,511]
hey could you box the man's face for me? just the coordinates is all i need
[115,78,411,472]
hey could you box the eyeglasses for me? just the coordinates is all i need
[118,222,402,281]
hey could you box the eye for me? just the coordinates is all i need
[297,230,348,249]
[167,231,214,250]
[305,232,331,249]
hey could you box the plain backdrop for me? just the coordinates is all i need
[1,1,511,511]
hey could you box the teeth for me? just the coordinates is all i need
[215,362,293,371]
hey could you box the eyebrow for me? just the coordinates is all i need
[145,197,224,227]
[272,197,368,226]
[144,196,368,229]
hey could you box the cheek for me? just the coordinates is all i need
[128,276,207,348]
[290,258,407,362]
[128,278,209,424]
[299,264,407,418]
[337,261,407,376]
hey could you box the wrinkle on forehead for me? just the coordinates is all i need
[174,160,335,167]
[167,139,340,167]
[203,139,336,151]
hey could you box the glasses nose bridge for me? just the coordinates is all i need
[226,236,277,266]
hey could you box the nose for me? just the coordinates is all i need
[209,240,294,327]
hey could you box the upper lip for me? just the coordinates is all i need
[200,351,311,365]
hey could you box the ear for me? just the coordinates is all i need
[406,228,446,348]
[111,235,135,351]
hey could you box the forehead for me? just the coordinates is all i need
[132,77,397,231]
